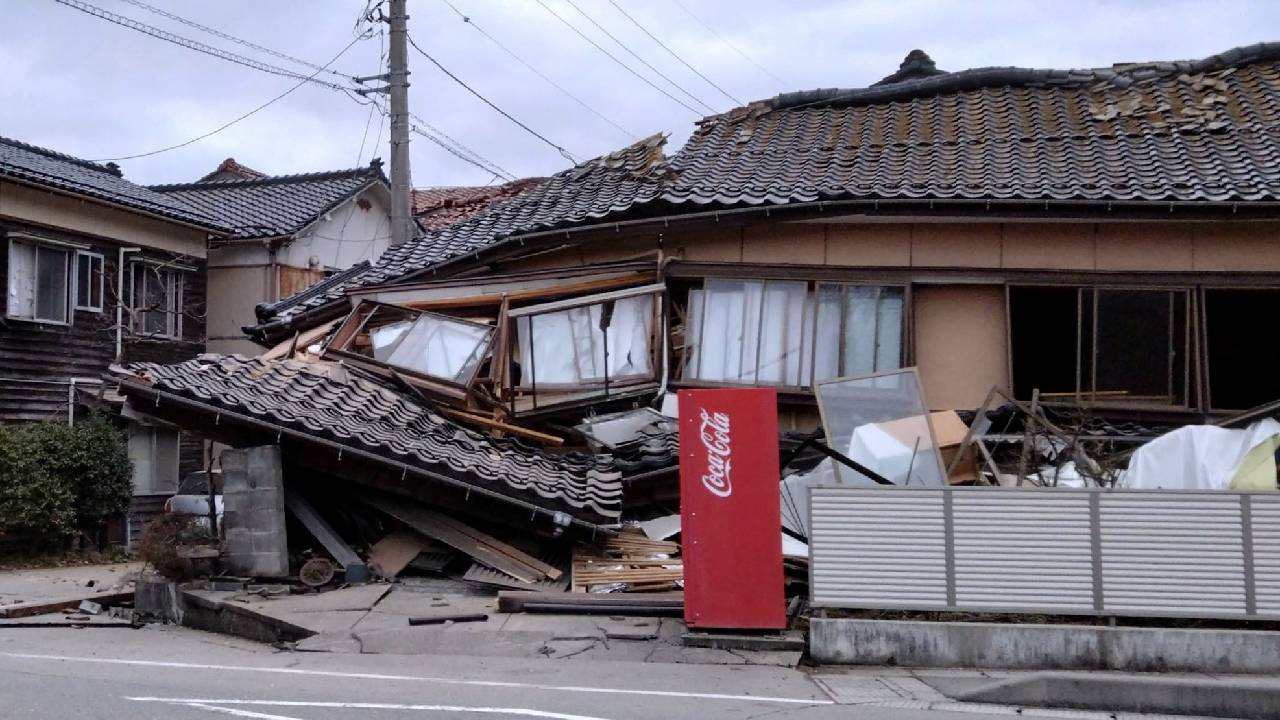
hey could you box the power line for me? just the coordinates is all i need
[670,0,790,87]
[370,97,516,181]
[604,0,741,105]
[561,0,716,114]
[408,111,515,180]
[91,35,367,162]
[406,33,581,164]
[532,0,701,116]
[439,0,638,141]
[117,0,356,81]
[52,0,358,93]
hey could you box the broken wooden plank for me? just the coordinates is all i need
[367,530,432,579]
[363,496,546,584]
[285,489,369,584]
[0,590,133,619]
[435,406,564,446]
[496,589,686,609]
[407,613,489,626]
[424,511,563,581]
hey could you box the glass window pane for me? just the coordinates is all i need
[90,256,102,308]
[684,289,703,378]
[843,286,880,375]
[517,294,654,387]
[35,246,68,322]
[7,241,36,318]
[812,284,842,383]
[369,319,411,361]
[755,281,807,385]
[874,287,905,371]
[76,254,92,307]
[386,314,492,383]
[817,369,946,487]
[143,269,170,335]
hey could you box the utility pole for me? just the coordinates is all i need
[387,0,413,246]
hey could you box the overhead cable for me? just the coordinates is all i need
[670,0,791,86]
[91,35,367,162]
[562,0,716,113]
[406,33,581,164]
[51,0,357,93]
[439,0,638,141]
[532,0,701,116]
[117,0,357,81]
[604,0,741,105]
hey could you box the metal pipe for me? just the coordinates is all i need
[115,247,141,362]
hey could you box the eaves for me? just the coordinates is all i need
[0,173,232,236]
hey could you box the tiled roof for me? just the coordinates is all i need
[151,162,388,239]
[116,354,623,523]
[198,157,268,183]
[254,134,667,328]
[662,42,1280,207]
[253,43,1280,334]
[412,178,545,231]
[0,136,228,231]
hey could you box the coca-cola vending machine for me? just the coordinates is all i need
[679,388,786,630]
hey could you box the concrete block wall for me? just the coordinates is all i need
[220,446,289,578]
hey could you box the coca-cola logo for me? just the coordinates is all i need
[698,408,733,498]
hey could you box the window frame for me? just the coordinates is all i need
[129,261,185,339]
[1006,283,1193,409]
[5,235,78,325]
[74,250,105,313]
[681,277,908,392]
[127,424,180,496]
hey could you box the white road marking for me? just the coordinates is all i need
[182,702,308,720]
[0,652,828,706]
[132,697,612,720]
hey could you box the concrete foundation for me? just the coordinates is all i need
[220,446,289,578]
[810,618,1280,674]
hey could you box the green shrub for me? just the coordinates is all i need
[0,416,133,537]
[0,427,77,537]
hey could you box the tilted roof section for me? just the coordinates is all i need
[116,354,623,523]
[665,41,1280,207]
[256,134,667,327]
[0,136,228,231]
[151,161,388,239]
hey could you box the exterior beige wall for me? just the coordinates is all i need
[206,260,269,350]
[0,181,208,257]
[518,219,1280,275]
[913,285,1009,410]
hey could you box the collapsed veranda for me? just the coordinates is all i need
[102,43,1280,585]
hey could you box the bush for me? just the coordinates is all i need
[0,428,77,537]
[0,415,133,537]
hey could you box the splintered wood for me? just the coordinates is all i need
[573,529,682,593]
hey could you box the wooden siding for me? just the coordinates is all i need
[1,217,205,421]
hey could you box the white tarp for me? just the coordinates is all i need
[1122,419,1280,491]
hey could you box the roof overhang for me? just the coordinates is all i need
[0,173,231,236]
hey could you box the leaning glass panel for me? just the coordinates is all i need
[386,313,492,383]
[815,368,946,487]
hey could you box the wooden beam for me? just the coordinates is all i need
[285,489,369,583]
[436,406,564,446]
[0,590,133,619]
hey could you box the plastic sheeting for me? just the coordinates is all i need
[1123,419,1280,491]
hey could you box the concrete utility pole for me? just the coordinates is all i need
[387,0,413,246]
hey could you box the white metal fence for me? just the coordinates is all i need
[809,486,1280,620]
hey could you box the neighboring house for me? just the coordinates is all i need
[412,178,544,232]
[248,42,1280,430]
[151,159,391,355]
[0,135,230,537]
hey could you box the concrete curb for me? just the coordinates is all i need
[811,618,1280,673]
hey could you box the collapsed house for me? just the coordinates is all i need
[112,44,1280,594]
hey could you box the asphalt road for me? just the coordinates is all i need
[0,625,1073,720]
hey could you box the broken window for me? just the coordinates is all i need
[1009,285,1188,405]
[325,301,496,392]
[1205,288,1280,410]
[510,285,661,391]
[684,279,904,388]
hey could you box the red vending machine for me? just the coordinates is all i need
[679,388,786,630]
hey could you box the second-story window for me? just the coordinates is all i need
[130,262,184,339]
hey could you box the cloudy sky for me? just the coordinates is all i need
[2,1,1276,187]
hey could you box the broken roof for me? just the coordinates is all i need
[115,354,623,524]
[252,42,1280,335]
[197,157,268,183]
[0,135,229,231]
[413,177,546,231]
[150,161,388,240]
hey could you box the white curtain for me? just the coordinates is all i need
[517,294,655,387]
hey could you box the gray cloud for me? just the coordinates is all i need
[2,0,1275,187]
